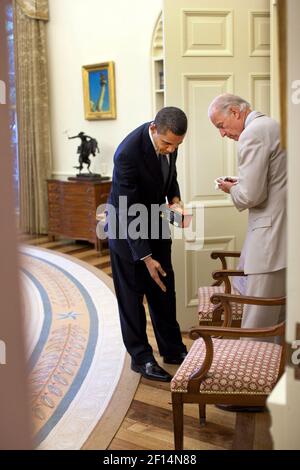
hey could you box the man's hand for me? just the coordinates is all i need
[170,197,184,209]
[217,178,236,194]
[144,256,167,292]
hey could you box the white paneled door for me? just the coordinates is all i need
[163,0,271,330]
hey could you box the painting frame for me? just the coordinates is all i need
[82,61,116,120]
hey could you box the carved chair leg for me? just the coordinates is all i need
[172,393,184,450]
[199,404,206,426]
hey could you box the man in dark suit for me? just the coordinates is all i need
[107,107,188,382]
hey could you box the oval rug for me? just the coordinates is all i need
[20,245,139,450]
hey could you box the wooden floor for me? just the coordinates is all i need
[20,234,273,450]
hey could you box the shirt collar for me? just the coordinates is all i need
[148,125,159,155]
[244,110,257,128]
[148,125,170,163]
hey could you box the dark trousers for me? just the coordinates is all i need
[109,243,186,365]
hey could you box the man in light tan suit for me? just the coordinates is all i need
[208,93,286,328]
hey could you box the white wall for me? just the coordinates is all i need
[268,0,300,450]
[47,0,162,177]
[282,0,300,449]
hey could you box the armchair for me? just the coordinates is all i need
[198,251,245,326]
[171,293,286,450]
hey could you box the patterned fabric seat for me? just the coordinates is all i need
[198,285,244,323]
[171,338,282,394]
[171,293,285,451]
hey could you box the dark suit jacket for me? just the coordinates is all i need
[107,122,181,262]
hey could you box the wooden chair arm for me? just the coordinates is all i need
[211,293,286,306]
[211,250,241,259]
[188,335,214,387]
[211,271,246,320]
[189,321,285,341]
[212,270,246,279]
[212,270,246,290]
[210,293,285,327]
[211,251,241,270]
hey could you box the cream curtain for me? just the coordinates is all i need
[15,0,49,20]
[14,0,52,234]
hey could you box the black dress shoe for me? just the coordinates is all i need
[216,404,266,412]
[131,361,172,382]
[163,352,187,365]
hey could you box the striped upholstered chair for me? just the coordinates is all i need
[171,293,286,450]
[198,251,246,327]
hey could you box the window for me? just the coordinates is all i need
[6,4,19,209]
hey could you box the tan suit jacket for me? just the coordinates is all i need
[230,112,287,275]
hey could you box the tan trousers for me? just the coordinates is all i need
[241,269,286,329]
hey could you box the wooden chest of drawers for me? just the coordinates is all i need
[47,178,112,250]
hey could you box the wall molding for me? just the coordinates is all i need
[182,73,235,204]
[181,9,233,57]
[185,235,236,308]
[249,10,271,57]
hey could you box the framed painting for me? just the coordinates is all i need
[82,61,116,120]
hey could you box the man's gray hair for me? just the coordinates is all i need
[208,93,251,118]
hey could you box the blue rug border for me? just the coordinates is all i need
[22,267,52,372]
[21,251,99,447]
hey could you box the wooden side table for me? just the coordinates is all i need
[47,178,112,251]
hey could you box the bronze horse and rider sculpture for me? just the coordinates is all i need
[68,132,100,174]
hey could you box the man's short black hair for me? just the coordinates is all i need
[154,106,188,136]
